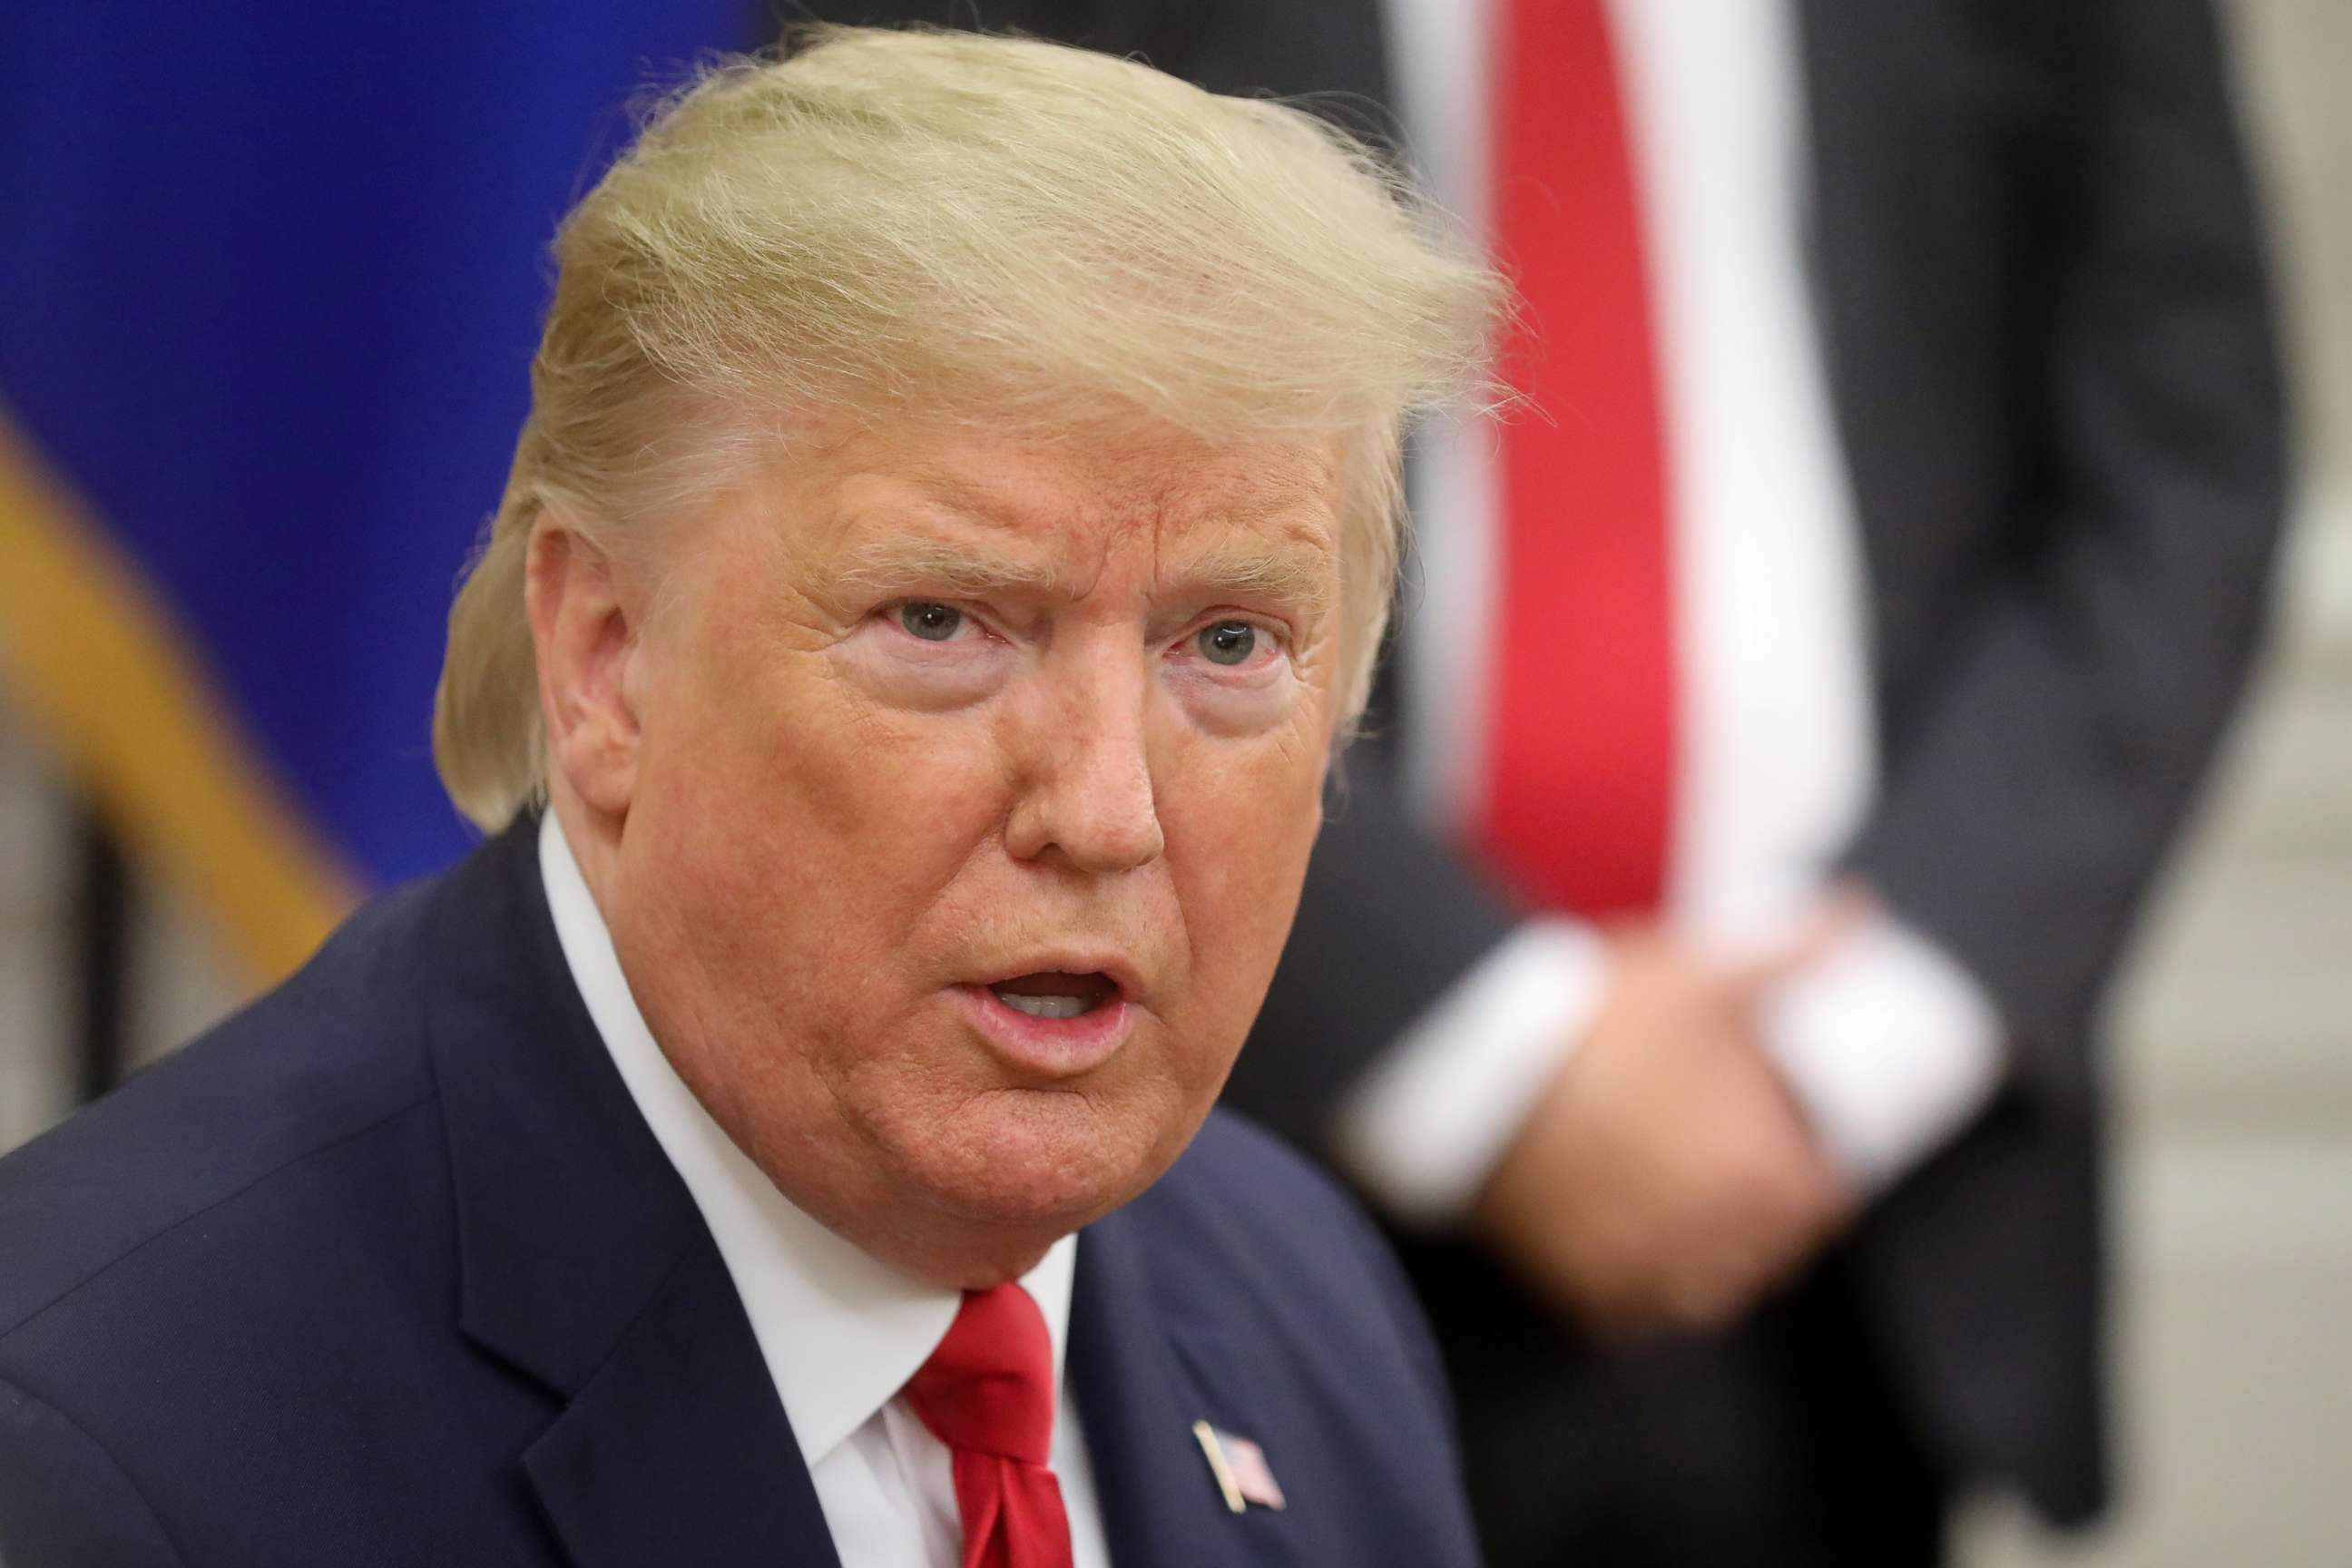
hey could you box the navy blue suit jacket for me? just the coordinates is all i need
[0,820,1480,1566]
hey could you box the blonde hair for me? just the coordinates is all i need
[434,24,1503,830]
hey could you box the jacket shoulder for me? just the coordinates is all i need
[1143,1107,1379,1257]
[1128,1108,1455,1413]
[0,870,451,1341]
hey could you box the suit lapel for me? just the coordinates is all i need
[1068,1209,1298,1568]
[523,1240,838,1568]
[425,821,834,1565]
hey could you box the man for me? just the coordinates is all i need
[0,28,1503,1565]
[828,1,2288,1563]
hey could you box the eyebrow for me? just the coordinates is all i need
[836,532,1336,623]
[832,519,1338,607]
[1165,540,1337,623]
[832,535,1062,600]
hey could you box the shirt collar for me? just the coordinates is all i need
[536,812,1079,1469]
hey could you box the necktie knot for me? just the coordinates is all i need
[903,1284,1073,1568]
[905,1283,1058,1467]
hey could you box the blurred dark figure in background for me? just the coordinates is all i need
[838,2,2286,1563]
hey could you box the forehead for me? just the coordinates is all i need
[780,417,1346,566]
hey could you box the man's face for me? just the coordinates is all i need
[602,418,1345,1282]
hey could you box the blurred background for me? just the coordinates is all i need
[1,2,2344,1564]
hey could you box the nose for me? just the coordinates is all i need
[1004,650,1166,875]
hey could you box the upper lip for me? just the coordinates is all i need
[969,953,1144,1005]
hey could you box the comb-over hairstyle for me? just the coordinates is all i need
[434,24,1504,830]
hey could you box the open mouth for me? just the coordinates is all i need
[986,971,1119,1021]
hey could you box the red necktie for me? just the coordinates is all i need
[1470,0,1678,918]
[903,1284,1075,1568]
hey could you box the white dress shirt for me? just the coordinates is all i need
[539,814,1115,1567]
[1347,0,2004,1225]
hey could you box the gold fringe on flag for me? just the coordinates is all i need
[0,407,358,984]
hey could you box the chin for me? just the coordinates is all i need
[896,1086,1183,1236]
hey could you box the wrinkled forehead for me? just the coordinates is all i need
[769,416,1348,595]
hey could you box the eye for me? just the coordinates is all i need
[897,602,964,642]
[1197,620,1257,666]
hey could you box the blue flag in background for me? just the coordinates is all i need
[0,2,758,978]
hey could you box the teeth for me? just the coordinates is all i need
[995,992,1093,1020]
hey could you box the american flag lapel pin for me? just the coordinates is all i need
[1191,1420,1287,1513]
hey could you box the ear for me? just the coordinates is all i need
[524,517,642,819]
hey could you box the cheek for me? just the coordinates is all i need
[630,592,1014,1004]
[1157,727,1328,1035]
[660,580,996,842]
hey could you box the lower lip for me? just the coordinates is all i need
[953,985,1135,1078]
